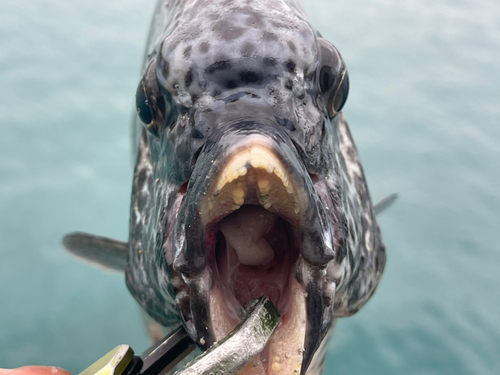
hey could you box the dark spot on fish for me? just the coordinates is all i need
[284,79,293,90]
[275,116,296,131]
[263,57,277,66]
[199,41,210,54]
[240,42,255,57]
[213,20,245,41]
[205,58,277,91]
[158,59,169,79]
[348,285,361,308]
[287,41,297,52]
[262,31,278,41]
[338,240,347,265]
[137,168,148,189]
[192,129,204,139]
[348,252,356,281]
[183,45,192,59]
[355,175,368,203]
[242,7,263,27]
[285,59,296,73]
[240,70,261,84]
[206,60,232,74]
[346,145,357,162]
[185,69,193,87]
[375,241,385,272]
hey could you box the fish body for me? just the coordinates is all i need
[67,1,387,374]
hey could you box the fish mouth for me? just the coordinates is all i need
[173,123,336,374]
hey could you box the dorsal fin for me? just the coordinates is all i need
[374,193,398,216]
[62,232,128,272]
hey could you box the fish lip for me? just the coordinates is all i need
[172,121,336,368]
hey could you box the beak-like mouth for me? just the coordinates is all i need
[173,128,336,374]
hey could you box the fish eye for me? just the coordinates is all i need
[136,80,153,126]
[333,70,349,114]
[135,59,167,137]
[318,38,349,117]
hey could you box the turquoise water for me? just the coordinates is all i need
[1,0,499,374]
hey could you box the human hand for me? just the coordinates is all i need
[0,367,71,375]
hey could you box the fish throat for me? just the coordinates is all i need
[215,205,299,316]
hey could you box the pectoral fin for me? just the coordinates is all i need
[62,232,128,272]
[374,193,398,215]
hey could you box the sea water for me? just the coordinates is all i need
[1,0,499,373]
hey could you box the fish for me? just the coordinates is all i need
[64,0,391,374]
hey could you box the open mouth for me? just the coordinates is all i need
[173,134,336,374]
[204,144,306,374]
[214,204,298,319]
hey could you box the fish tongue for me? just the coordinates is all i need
[219,205,278,266]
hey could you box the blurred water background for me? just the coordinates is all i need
[1,0,499,373]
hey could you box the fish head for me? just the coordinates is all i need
[130,4,383,375]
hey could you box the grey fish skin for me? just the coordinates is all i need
[125,0,386,374]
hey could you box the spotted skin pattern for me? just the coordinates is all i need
[126,0,386,373]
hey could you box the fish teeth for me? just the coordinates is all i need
[216,145,291,193]
[238,166,248,176]
[202,144,301,225]
[257,178,270,189]
[232,188,245,198]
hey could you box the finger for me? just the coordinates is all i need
[0,366,71,375]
